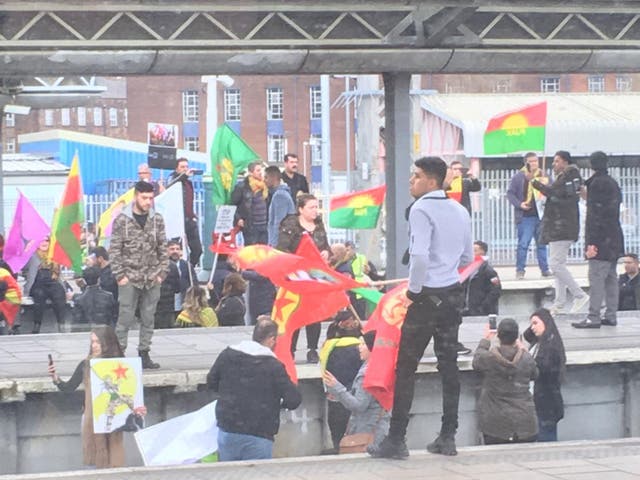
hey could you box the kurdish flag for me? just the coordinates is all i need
[48,153,84,274]
[210,124,259,205]
[329,185,386,229]
[483,101,547,155]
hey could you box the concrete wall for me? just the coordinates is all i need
[2,361,640,474]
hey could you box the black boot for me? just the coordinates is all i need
[139,350,160,369]
[367,435,409,459]
[427,432,457,456]
[31,320,41,334]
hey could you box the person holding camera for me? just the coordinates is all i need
[446,160,481,215]
[506,152,551,280]
[473,318,538,445]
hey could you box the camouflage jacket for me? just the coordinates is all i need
[110,204,169,289]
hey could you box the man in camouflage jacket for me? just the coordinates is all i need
[111,181,169,368]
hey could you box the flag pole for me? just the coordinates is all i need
[207,235,223,285]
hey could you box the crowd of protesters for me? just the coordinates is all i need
[0,148,628,468]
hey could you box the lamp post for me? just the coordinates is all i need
[201,75,235,154]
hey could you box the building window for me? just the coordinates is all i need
[588,75,605,93]
[5,113,15,128]
[93,107,103,126]
[184,137,199,151]
[616,75,632,92]
[310,86,322,119]
[109,108,118,127]
[444,82,463,94]
[540,77,560,93]
[77,107,86,126]
[266,87,283,120]
[182,90,199,122]
[267,134,285,163]
[5,138,16,153]
[123,108,128,127]
[44,109,54,126]
[61,108,71,126]
[224,88,241,121]
[309,134,322,165]
[494,79,511,93]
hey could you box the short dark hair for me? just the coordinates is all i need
[248,161,262,173]
[167,239,182,248]
[134,181,154,194]
[414,156,447,188]
[474,240,488,254]
[82,266,101,286]
[264,166,282,179]
[253,318,278,344]
[624,253,639,262]
[590,150,608,171]
[497,318,519,345]
[524,152,538,161]
[555,150,572,164]
[176,157,188,168]
[284,153,298,163]
[91,246,109,261]
[450,160,463,167]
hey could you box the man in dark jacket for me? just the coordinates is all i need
[281,153,309,201]
[463,241,501,317]
[155,240,196,329]
[619,253,640,311]
[446,161,481,215]
[573,151,625,329]
[92,246,118,302]
[72,266,118,328]
[231,162,268,245]
[531,150,589,314]
[168,158,202,267]
[506,152,551,280]
[207,318,302,461]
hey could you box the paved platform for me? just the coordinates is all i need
[1,307,639,398]
[3,438,640,480]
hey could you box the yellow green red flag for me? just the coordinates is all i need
[483,101,547,155]
[329,185,386,229]
[48,152,84,274]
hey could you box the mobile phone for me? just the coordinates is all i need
[48,354,53,366]
[488,315,497,331]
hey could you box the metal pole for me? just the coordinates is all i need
[320,75,331,203]
[345,76,351,193]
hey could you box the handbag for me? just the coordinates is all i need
[339,432,374,454]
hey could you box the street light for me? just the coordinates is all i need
[201,75,235,156]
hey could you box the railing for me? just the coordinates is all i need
[23,167,640,268]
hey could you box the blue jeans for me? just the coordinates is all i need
[537,420,558,442]
[217,429,273,461]
[516,216,548,272]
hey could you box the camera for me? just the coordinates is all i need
[488,314,497,331]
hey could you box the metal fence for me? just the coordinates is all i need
[470,167,640,265]
[74,167,640,267]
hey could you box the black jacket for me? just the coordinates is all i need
[618,273,640,311]
[463,260,501,316]
[230,177,267,233]
[156,262,181,313]
[584,170,625,261]
[242,270,276,325]
[98,264,118,302]
[72,285,118,327]
[216,293,246,326]
[276,214,330,254]
[207,341,301,440]
[281,171,309,201]
[524,327,565,423]
[531,164,581,243]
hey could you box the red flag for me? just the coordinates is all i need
[0,267,22,327]
[270,234,352,383]
[363,256,485,411]
[209,227,241,255]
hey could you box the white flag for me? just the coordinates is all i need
[154,182,185,241]
[134,400,218,466]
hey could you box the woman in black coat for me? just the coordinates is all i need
[523,308,566,442]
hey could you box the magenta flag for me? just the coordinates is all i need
[4,192,50,272]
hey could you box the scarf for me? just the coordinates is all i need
[520,166,543,204]
[248,176,268,200]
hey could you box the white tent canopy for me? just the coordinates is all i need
[420,93,640,158]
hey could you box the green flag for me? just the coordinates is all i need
[210,124,260,205]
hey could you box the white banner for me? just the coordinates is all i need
[134,400,218,466]
[154,182,185,241]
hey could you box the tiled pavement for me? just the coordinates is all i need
[3,438,640,480]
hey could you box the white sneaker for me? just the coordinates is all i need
[570,295,590,314]
[549,305,565,316]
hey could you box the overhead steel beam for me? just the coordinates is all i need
[1,1,640,74]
